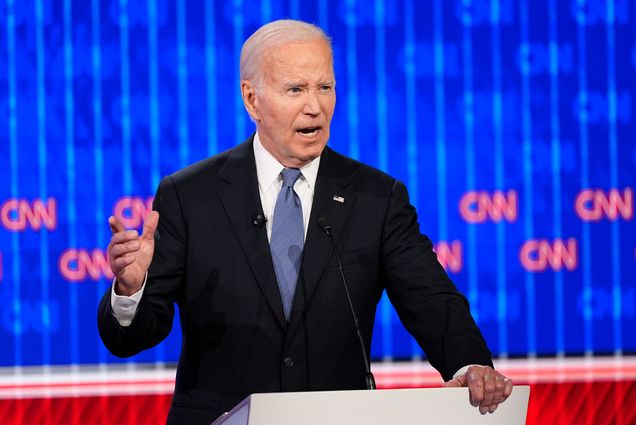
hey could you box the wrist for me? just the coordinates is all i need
[114,279,142,296]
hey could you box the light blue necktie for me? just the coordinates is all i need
[270,168,304,321]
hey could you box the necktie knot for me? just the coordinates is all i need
[281,168,302,188]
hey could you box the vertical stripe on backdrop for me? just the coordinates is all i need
[35,0,51,366]
[490,0,508,357]
[345,0,360,160]
[519,0,536,357]
[548,0,565,357]
[177,0,190,169]
[461,0,479,323]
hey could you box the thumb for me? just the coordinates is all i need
[141,211,160,241]
[108,216,126,234]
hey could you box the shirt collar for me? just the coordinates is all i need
[253,132,321,191]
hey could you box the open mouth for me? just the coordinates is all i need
[296,126,322,138]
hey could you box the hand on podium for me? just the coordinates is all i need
[107,212,159,296]
[444,365,513,415]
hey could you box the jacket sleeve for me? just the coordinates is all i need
[381,180,493,381]
[97,176,186,358]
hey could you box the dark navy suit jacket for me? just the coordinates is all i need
[98,135,492,424]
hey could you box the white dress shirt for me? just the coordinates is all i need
[253,132,320,241]
[111,132,319,326]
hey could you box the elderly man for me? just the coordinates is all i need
[98,19,512,424]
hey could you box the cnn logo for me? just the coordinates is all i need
[575,188,632,221]
[113,196,154,228]
[459,190,518,223]
[519,238,578,272]
[58,249,113,282]
[0,198,57,231]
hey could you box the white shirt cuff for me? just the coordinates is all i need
[110,273,147,327]
[452,364,484,380]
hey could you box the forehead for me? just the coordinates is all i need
[262,38,334,81]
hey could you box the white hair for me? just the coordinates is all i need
[240,19,333,90]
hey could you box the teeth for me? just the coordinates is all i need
[297,128,319,137]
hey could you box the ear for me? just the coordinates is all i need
[241,80,260,122]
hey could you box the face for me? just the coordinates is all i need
[241,38,336,168]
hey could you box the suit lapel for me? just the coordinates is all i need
[216,137,287,329]
[290,147,358,323]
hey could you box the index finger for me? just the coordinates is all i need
[467,370,485,406]
[108,216,126,234]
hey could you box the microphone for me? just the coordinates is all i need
[252,213,267,229]
[317,216,376,390]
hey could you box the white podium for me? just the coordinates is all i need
[211,386,530,425]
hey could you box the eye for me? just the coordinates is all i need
[287,86,302,94]
[319,84,332,92]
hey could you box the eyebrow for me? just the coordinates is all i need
[282,80,335,87]
[283,81,307,87]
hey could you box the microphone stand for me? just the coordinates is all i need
[318,217,376,390]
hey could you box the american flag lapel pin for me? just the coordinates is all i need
[333,195,345,203]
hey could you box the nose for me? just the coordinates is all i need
[302,89,321,116]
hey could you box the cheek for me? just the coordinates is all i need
[273,107,300,129]
[322,97,336,117]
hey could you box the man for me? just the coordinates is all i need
[98,19,513,424]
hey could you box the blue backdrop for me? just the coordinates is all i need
[0,0,634,367]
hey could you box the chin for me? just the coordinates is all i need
[304,142,327,158]
[289,147,324,167]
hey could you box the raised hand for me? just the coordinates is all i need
[107,211,159,296]
[444,365,513,414]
